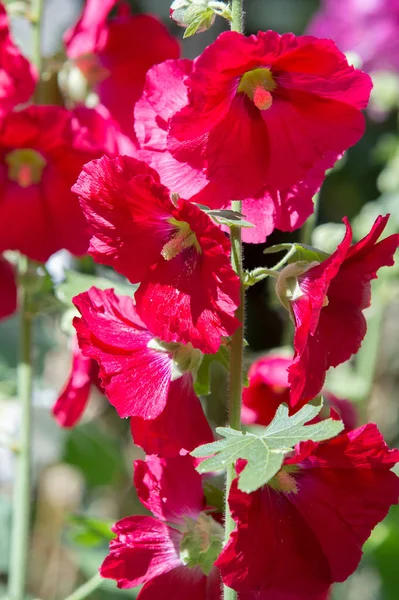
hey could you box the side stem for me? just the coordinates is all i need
[8,257,34,600]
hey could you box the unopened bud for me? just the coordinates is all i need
[170,0,231,37]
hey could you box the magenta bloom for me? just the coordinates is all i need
[101,454,221,598]
[0,4,37,118]
[0,105,121,262]
[0,255,16,320]
[216,424,399,597]
[74,155,240,353]
[73,287,212,455]
[308,0,399,73]
[65,1,179,138]
[52,336,102,428]
[243,354,357,431]
[242,354,292,426]
[284,215,399,410]
[166,31,371,202]
[136,57,354,242]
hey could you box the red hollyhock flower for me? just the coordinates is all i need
[135,59,338,243]
[242,354,292,426]
[74,155,240,353]
[0,105,122,262]
[282,215,399,410]
[216,424,399,598]
[0,255,17,320]
[0,4,37,117]
[52,336,102,428]
[166,31,371,202]
[101,454,222,598]
[73,286,212,455]
[243,354,357,430]
[65,1,179,138]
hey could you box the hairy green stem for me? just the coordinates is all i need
[224,201,245,600]
[224,6,245,600]
[8,257,33,600]
[230,0,243,33]
[300,191,320,246]
[32,0,44,102]
[63,574,103,600]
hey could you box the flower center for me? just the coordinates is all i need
[5,149,47,188]
[147,338,203,381]
[238,67,276,110]
[180,513,223,576]
[162,218,201,260]
[268,466,299,494]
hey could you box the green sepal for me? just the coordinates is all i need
[192,401,343,493]
[194,345,229,396]
[183,7,215,37]
[264,242,329,267]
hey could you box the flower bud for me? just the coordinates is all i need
[170,0,230,37]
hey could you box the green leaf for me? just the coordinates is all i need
[56,270,138,306]
[194,345,230,396]
[67,514,114,548]
[192,402,343,493]
[206,209,254,228]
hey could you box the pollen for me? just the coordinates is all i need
[5,148,47,188]
[238,67,276,111]
[161,218,201,260]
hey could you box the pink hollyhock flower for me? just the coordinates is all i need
[307,0,399,74]
[101,454,222,598]
[242,354,357,430]
[280,215,399,410]
[65,1,179,138]
[74,155,240,353]
[73,286,212,455]
[0,105,122,262]
[52,336,102,428]
[216,424,399,597]
[0,4,37,117]
[135,59,341,243]
[0,255,17,320]
[166,31,372,202]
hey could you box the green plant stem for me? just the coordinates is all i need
[32,0,44,102]
[8,257,33,600]
[63,574,103,600]
[300,192,320,246]
[230,0,243,33]
[224,6,245,600]
[224,199,245,600]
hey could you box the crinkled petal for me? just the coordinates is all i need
[52,337,99,427]
[73,155,171,282]
[100,516,182,589]
[131,378,213,457]
[138,565,221,600]
[134,455,204,524]
[73,287,174,419]
[136,199,240,353]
